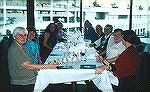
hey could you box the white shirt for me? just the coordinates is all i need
[106,41,125,59]
[94,33,115,50]
[94,36,103,48]
[106,34,115,50]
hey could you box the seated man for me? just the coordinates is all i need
[96,29,125,64]
[7,27,59,92]
[89,24,115,56]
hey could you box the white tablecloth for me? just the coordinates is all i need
[33,43,118,92]
[33,69,118,92]
[33,69,96,92]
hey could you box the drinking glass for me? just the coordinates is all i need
[80,49,87,61]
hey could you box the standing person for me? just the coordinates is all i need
[0,30,13,59]
[0,30,14,90]
[7,27,59,92]
[25,25,41,64]
[95,30,140,92]
[84,20,98,43]
[39,23,58,63]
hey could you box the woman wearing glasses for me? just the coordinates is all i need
[95,30,140,92]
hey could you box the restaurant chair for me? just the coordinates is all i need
[136,52,150,91]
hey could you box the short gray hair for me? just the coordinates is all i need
[13,27,28,39]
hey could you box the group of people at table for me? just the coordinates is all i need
[6,20,143,92]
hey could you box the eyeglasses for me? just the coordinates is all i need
[18,34,27,37]
[16,34,27,39]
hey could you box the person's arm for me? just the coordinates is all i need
[57,35,67,42]
[96,54,119,63]
[93,38,102,48]
[98,50,106,56]
[43,33,53,50]
[96,56,105,62]
[95,63,116,74]
[106,55,119,63]
[22,61,59,70]
[95,65,110,74]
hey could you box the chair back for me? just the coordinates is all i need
[136,52,150,91]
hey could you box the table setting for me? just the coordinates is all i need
[33,36,118,92]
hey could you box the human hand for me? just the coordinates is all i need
[47,61,59,69]
[96,56,104,62]
[95,65,109,74]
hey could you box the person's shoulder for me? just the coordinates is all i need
[32,41,39,47]
[127,46,139,53]
[90,27,95,31]
[27,40,38,46]
[42,32,50,39]
[8,43,18,52]
[25,40,31,45]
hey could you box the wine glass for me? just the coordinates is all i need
[80,49,86,61]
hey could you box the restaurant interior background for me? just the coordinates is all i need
[0,0,150,91]
[0,0,150,44]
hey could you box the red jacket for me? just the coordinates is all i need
[113,46,139,78]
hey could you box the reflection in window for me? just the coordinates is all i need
[118,15,128,19]
[0,0,149,39]
[95,12,106,20]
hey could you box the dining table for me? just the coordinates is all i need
[33,42,118,92]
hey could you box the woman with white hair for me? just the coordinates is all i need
[7,27,59,92]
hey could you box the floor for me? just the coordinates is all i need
[43,84,86,92]
[43,83,102,92]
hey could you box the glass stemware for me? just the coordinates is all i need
[80,49,87,61]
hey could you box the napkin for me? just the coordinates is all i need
[92,70,118,92]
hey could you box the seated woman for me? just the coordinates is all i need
[95,30,140,92]
[39,23,58,63]
[83,20,98,43]
[25,25,41,64]
[95,24,105,38]
[56,22,68,39]
[7,27,59,92]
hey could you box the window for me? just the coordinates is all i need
[95,12,106,20]
[118,15,128,19]
[43,16,50,21]
[0,0,150,38]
